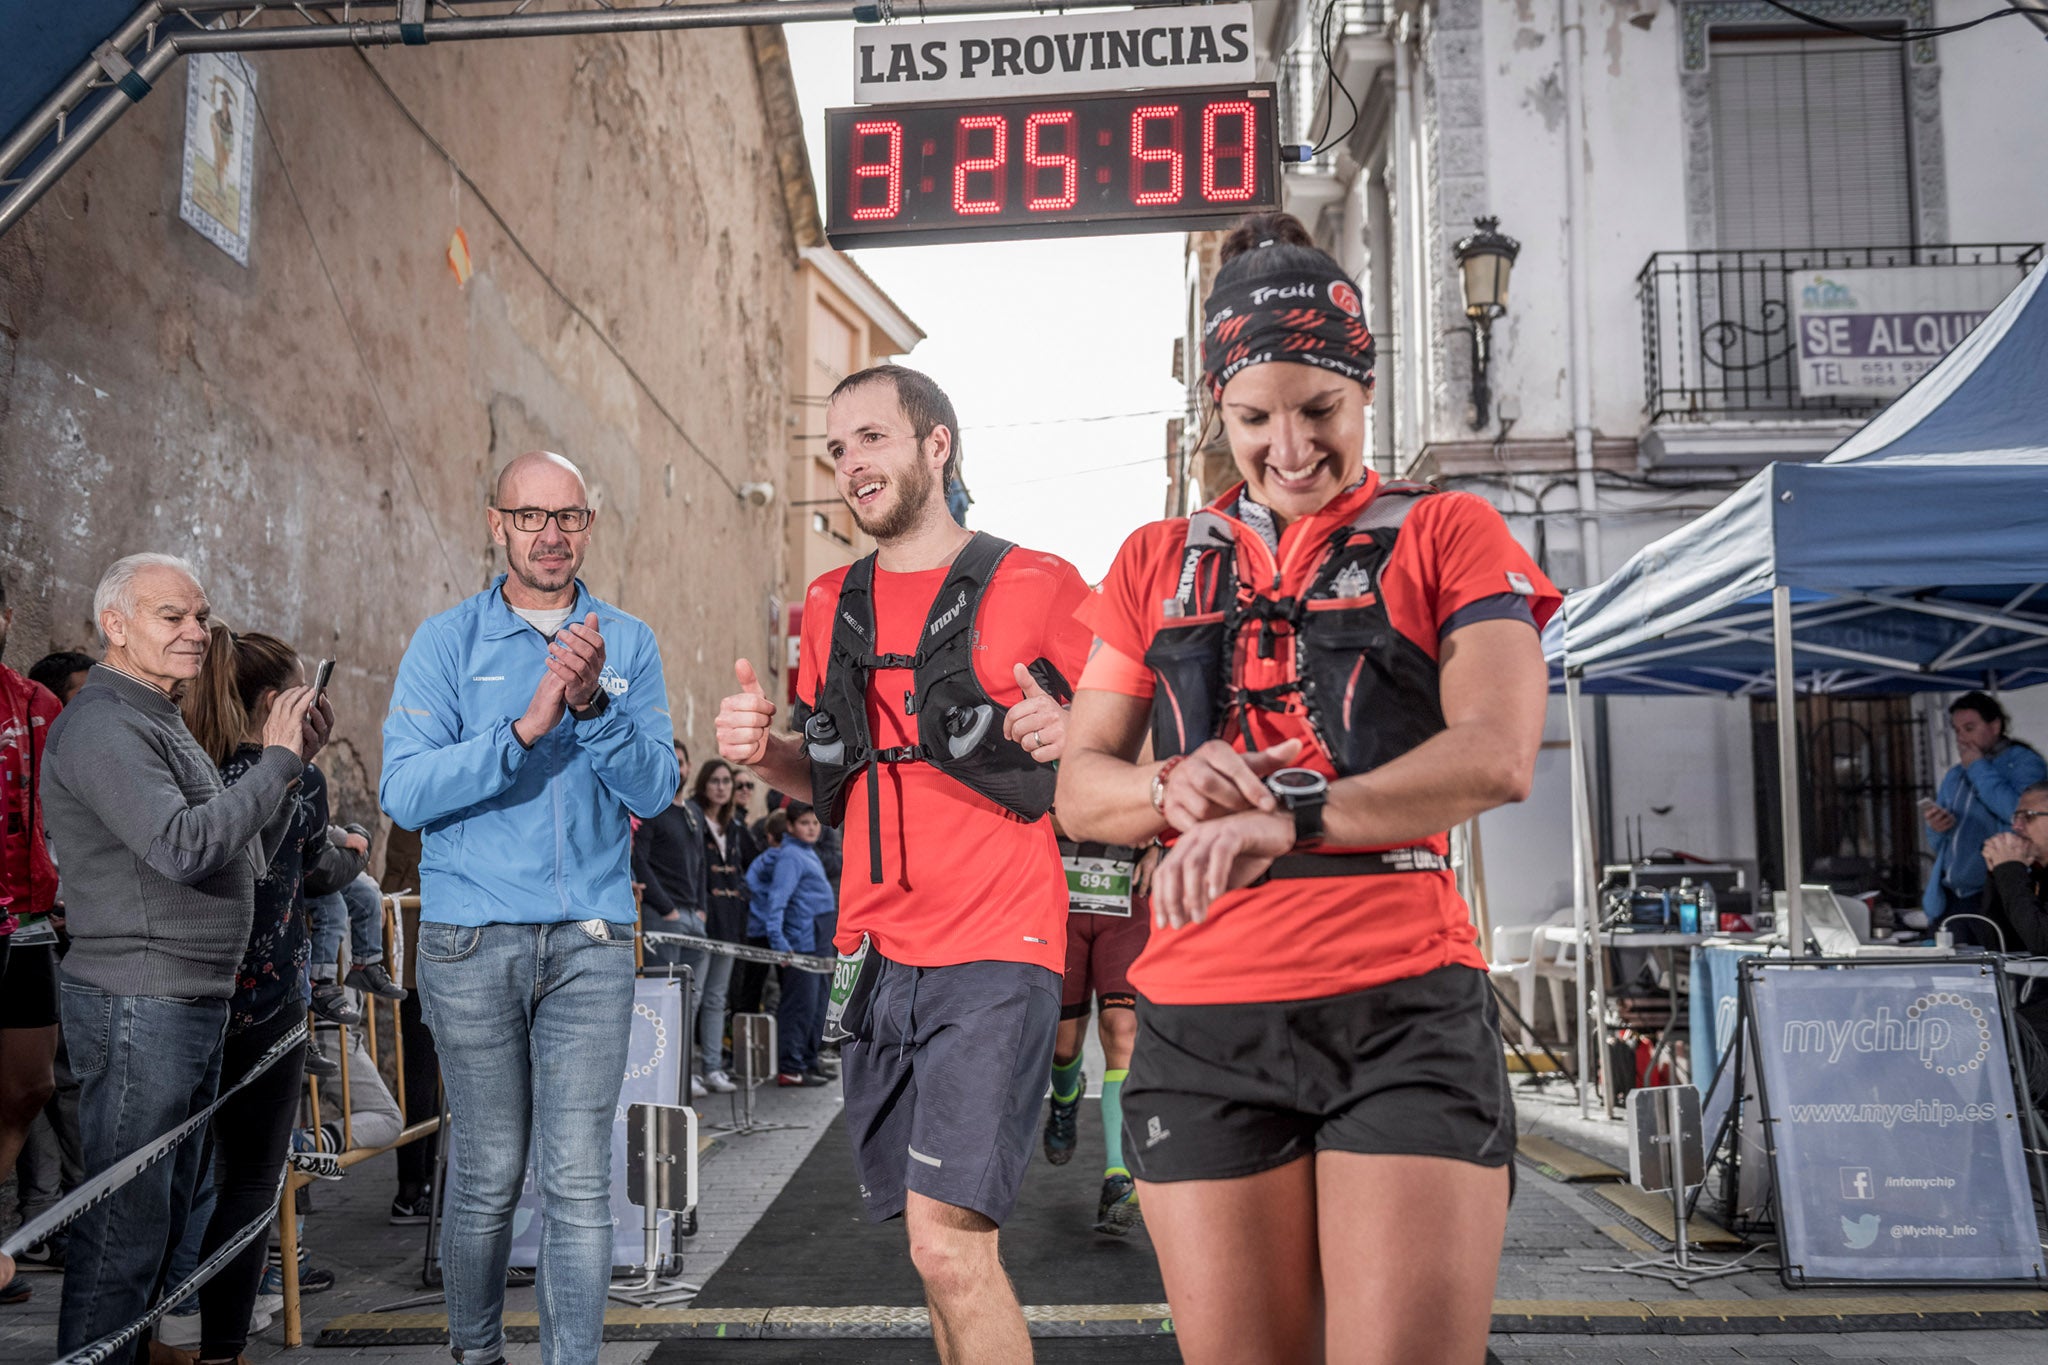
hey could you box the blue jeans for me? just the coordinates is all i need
[416,920,636,1365]
[309,873,387,981]
[694,950,735,1077]
[57,985,228,1363]
[809,911,839,1059]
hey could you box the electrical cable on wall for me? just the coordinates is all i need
[1760,1,2038,42]
[350,50,745,500]
[1312,0,1363,157]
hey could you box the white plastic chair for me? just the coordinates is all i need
[1489,908,1576,1049]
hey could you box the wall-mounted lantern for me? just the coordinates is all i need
[1452,215,1520,429]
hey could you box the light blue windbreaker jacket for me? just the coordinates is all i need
[380,577,679,925]
[1922,738,2048,918]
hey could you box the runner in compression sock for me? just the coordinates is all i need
[1100,1068,1129,1177]
[1051,1054,1085,1106]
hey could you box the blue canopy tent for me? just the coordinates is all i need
[1544,260,2048,1109]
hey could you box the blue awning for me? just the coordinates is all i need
[1550,265,2048,696]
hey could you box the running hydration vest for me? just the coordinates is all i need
[795,534,1064,884]
[1145,484,1449,878]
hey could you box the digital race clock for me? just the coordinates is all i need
[825,84,1280,249]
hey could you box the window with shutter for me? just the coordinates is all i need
[1709,35,1913,250]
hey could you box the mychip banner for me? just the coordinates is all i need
[1746,961,2044,1286]
[440,975,686,1270]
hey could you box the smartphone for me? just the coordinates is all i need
[312,658,336,697]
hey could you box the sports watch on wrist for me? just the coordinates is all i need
[1265,767,1329,850]
[569,688,611,722]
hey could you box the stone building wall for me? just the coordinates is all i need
[0,29,803,826]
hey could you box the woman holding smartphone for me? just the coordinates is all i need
[1056,212,1558,1365]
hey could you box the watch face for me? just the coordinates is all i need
[1268,767,1328,798]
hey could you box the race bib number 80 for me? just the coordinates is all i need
[1065,853,1135,917]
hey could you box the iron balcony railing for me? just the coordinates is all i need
[1637,243,2041,422]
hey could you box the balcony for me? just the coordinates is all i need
[1274,1,1394,203]
[1637,244,2040,425]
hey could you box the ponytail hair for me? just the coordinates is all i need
[182,625,301,767]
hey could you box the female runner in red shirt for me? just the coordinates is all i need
[1057,212,1558,1365]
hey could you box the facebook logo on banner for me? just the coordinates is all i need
[1841,1167,1874,1200]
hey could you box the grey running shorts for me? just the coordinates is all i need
[839,957,1061,1225]
[1121,964,1515,1183]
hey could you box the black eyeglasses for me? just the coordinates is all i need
[496,506,592,533]
[2017,810,2048,823]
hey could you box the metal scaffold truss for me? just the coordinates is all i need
[0,0,1187,238]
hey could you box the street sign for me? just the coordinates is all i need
[852,5,1256,105]
[825,84,1278,249]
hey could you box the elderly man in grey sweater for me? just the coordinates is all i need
[39,554,329,1365]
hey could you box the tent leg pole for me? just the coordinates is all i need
[1566,672,1594,1117]
[1773,586,1806,952]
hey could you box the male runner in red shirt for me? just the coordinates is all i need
[718,365,1090,1364]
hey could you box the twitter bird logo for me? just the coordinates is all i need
[1842,1213,1880,1249]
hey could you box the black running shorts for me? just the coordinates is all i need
[1120,964,1514,1183]
[840,957,1061,1226]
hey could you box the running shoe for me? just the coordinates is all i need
[14,1239,62,1269]
[258,1261,335,1296]
[304,1038,340,1079]
[689,1074,708,1100]
[290,1149,344,1181]
[802,1068,835,1086]
[308,982,364,1026]
[154,1309,200,1347]
[1043,1081,1083,1166]
[346,962,408,1000]
[702,1069,738,1094]
[0,1274,30,1305]
[776,1071,827,1087]
[1094,1173,1142,1236]
[390,1185,434,1225]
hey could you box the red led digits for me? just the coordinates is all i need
[1201,101,1256,202]
[952,114,1008,216]
[1130,104,1185,206]
[1023,111,1078,212]
[849,120,903,221]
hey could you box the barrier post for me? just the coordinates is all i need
[279,1178,303,1346]
[338,1018,354,1153]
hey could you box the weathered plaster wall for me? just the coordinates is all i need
[0,31,799,823]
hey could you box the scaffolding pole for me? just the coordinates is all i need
[1,0,1200,237]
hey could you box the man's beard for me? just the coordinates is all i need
[850,460,937,542]
[511,548,579,595]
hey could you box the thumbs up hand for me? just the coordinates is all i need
[1003,662,1068,765]
[717,659,777,765]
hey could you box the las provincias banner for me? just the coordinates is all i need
[852,5,1256,105]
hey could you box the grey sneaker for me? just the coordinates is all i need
[309,981,364,1026]
[702,1069,738,1094]
[346,962,408,1000]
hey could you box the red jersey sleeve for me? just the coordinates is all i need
[795,567,851,712]
[1380,492,1561,660]
[1075,520,1185,664]
[972,551,1095,703]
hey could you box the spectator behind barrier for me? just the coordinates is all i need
[1922,691,2047,936]
[307,869,406,1028]
[8,647,89,1278]
[157,627,335,1360]
[41,554,327,1364]
[731,809,789,1018]
[380,451,678,1365]
[27,651,96,708]
[756,805,832,1086]
[691,759,749,1092]
[0,578,62,1310]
